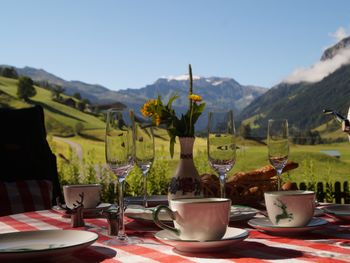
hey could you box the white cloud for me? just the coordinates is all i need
[330,27,349,42]
[284,47,350,84]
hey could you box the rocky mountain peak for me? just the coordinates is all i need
[321,36,350,61]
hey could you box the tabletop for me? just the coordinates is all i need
[0,208,349,263]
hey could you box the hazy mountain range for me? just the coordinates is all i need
[4,36,350,135]
[9,66,266,130]
[13,67,266,113]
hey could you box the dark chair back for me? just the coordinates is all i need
[0,105,62,205]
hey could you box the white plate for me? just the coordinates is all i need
[124,195,168,207]
[323,204,350,220]
[314,207,324,217]
[155,227,249,253]
[126,205,258,225]
[0,230,98,260]
[248,217,328,235]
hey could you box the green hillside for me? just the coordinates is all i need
[239,64,350,139]
[0,76,105,136]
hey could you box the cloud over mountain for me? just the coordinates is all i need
[284,47,350,84]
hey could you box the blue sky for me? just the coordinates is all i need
[1,0,350,90]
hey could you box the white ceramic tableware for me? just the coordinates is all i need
[248,217,327,235]
[323,204,350,220]
[126,204,257,225]
[0,230,98,260]
[264,190,315,227]
[153,198,231,241]
[155,227,248,253]
[63,184,101,209]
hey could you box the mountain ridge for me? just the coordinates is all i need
[239,37,350,138]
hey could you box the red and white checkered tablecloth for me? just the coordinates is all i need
[0,209,349,262]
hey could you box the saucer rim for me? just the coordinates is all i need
[323,204,350,216]
[155,227,249,243]
[248,217,328,230]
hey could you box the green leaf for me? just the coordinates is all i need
[167,94,179,109]
[169,135,176,158]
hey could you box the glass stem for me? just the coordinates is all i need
[142,171,148,208]
[276,170,282,191]
[219,173,226,198]
[117,180,127,240]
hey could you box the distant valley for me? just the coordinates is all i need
[2,36,350,138]
[11,67,266,131]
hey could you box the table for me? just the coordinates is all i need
[0,209,349,262]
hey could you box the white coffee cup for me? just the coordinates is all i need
[63,184,101,209]
[264,190,315,227]
[153,198,231,241]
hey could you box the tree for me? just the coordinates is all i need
[73,92,82,100]
[0,67,18,79]
[17,76,36,101]
[51,85,65,100]
[241,123,252,139]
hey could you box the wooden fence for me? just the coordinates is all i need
[298,181,350,204]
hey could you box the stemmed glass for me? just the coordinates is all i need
[134,116,155,208]
[105,108,135,245]
[208,110,236,198]
[267,119,289,191]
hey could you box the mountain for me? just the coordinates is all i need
[321,36,350,61]
[14,67,118,103]
[7,66,266,130]
[239,37,350,138]
[13,67,265,110]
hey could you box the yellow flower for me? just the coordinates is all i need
[188,94,202,102]
[141,99,157,117]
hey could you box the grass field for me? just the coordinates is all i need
[54,133,350,185]
[2,75,350,188]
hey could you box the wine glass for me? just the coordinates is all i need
[267,119,289,191]
[105,108,135,245]
[208,110,236,198]
[134,116,155,208]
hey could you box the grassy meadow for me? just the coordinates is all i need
[1,75,350,200]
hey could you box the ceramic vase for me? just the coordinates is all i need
[168,137,202,200]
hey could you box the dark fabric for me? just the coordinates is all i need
[0,105,62,205]
[0,180,53,216]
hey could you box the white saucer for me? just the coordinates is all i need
[248,217,328,235]
[230,205,258,222]
[155,227,248,253]
[323,204,350,221]
[126,205,258,225]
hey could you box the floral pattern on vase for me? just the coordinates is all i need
[168,137,202,200]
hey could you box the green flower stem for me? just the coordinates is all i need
[189,64,193,136]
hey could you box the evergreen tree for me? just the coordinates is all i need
[51,85,65,100]
[17,76,36,101]
[73,92,82,100]
[0,67,18,79]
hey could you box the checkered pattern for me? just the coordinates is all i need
[0,209,350,262]
[0,180,52,216]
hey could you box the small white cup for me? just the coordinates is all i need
[153,198,231,241]
[264,190,315,227]
[63,184,101,209]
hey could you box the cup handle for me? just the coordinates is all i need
[153,205,180,236]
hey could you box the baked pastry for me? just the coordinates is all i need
[201,161,299,205]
